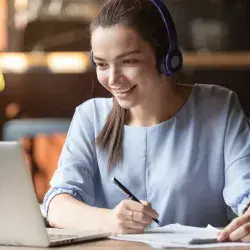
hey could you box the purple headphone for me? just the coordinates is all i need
[91,0,183,76]
[150,0,183,76]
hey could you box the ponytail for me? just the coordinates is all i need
[96,99,126,171]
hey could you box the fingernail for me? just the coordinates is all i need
[217,233,226,242]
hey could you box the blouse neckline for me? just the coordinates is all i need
[124,83,197,130]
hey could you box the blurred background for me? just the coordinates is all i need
[0,0,250,202]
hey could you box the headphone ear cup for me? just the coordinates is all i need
[90,50,96,68]
[160,50,183,76]
[168,50,183,73]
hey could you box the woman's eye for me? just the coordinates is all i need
[96,62,108,69]
[123,59,138,65]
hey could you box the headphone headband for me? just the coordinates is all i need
[150,0,183,75]
[150,0,179,51]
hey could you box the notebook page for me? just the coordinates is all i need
[111,224,220,245]
[146,223,220,234]
[110,224,250,248]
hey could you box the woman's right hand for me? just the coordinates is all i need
[107,200,159,234]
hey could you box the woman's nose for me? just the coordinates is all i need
[108,67,122,87]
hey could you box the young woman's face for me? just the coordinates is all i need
[91,24,161,109]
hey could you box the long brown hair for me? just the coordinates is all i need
[91,0,170,170]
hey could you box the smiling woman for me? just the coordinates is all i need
[43,0,250,242]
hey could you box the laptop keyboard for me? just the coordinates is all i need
[46,227,109,244]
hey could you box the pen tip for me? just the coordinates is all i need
[154,219,161,226]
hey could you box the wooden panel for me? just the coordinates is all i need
[0,0,7,50]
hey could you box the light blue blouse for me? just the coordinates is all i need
[43,84,250,227]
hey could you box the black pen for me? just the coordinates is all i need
[112,177,161,226]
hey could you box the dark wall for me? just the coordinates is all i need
[22,20,91,52]
[167,0,250,51]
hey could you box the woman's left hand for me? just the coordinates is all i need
[217,207,250,242]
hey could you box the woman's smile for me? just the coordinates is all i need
[112,85,137,97]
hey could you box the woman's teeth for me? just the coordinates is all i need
[115,85,135,94]
[115,86,134,94]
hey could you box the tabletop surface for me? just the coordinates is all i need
[1,239,250,250]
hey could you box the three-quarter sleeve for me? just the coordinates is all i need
[42,100,97,218]
[223,92,250,216]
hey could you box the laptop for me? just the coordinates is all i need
[0,141,110,247]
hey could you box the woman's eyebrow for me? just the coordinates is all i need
[116,49,141,59]
[93,49,141,61]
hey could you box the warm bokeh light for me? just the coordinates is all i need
[5,102,21,119]
[0,52,92,73]
[14,0,28,11]
[0,53,28,73]
[47,52,90,73]
[0,71,5,92]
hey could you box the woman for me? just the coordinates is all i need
[43,0,250,242]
